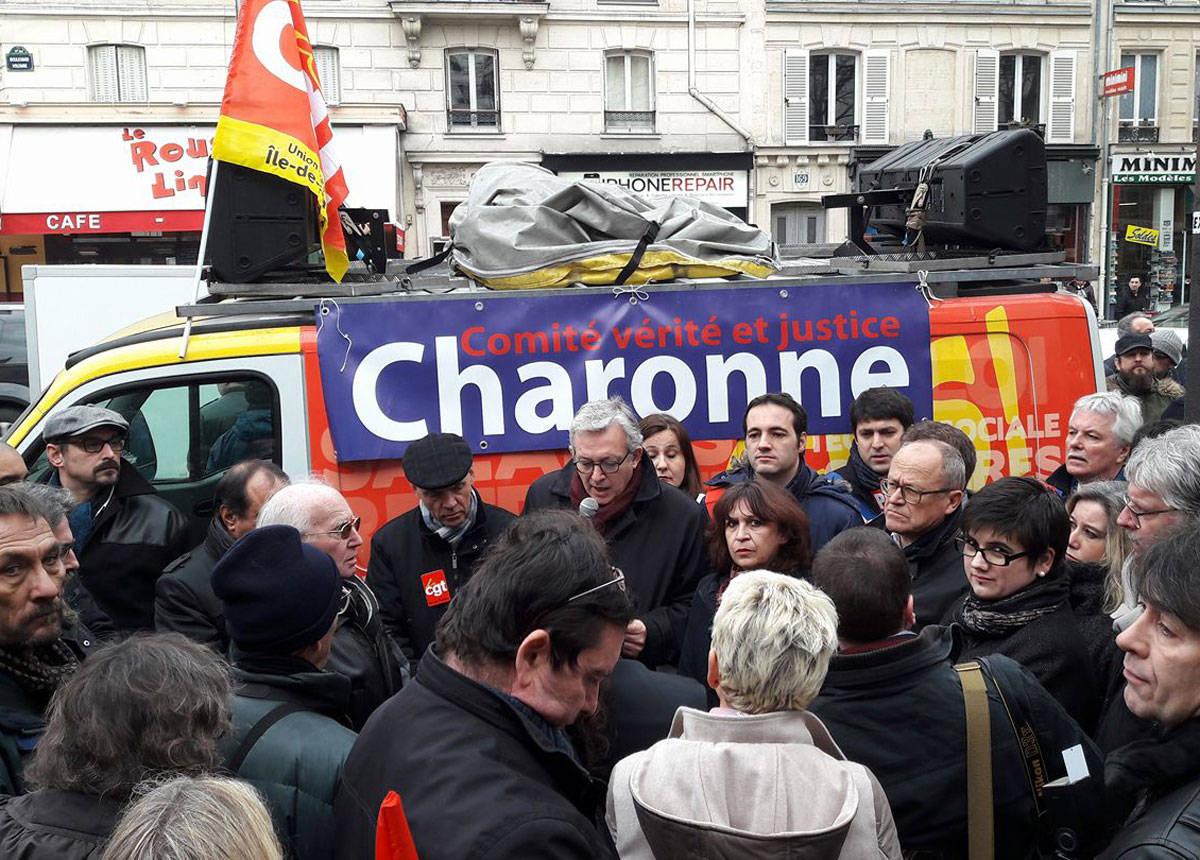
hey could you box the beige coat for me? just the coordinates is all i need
[607,707,901,860]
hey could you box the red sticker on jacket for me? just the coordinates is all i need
[422,570,451,606]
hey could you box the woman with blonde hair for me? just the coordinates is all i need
[104,775,282,860]
[1065,480,1131,615]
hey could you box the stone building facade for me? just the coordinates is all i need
[0,0,1197,309]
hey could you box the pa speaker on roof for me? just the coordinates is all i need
[857,128,1048,251]
[205,164,319,283]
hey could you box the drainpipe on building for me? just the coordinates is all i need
[687,0,756,216]
[1097,0,1115,318]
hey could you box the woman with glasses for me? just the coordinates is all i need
[677,480,811,692]
[638,413,704,502]
[944,476,1102,731]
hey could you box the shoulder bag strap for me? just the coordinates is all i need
[954,660,994,860]
[225,702,305,775]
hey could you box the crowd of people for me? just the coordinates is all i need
[0,377,1200,857]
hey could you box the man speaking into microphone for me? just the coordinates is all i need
[524,398,708,667]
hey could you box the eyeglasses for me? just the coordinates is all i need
[71,435,126,455]
[567,567,626,603]
[573,452,632,475]
[879,478,956,505]
[955,534,1033,567]
[1121,498,1177,529]
[307,516,361,541]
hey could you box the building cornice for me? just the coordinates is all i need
[0,103,407,128]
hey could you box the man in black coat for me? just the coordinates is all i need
[523,398,707,668]
[335,510,635,859]
[155,460,288,652]
[706,393,862,552]
[259,482,407,731]
[833,387,914,519]
[1113,274,1152,321]
[367,433,514,669]
[878,437,969,628]
[0,486,94,795]
[810,528,1106,858]
[1101,523,1200,857]
[44,405,187,631]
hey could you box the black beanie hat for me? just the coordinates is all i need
[212,525,342,655]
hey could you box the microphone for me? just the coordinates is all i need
[579,497,600,520]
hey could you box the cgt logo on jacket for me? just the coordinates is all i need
[422,570,451,606]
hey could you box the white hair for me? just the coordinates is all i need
[710,570,839,714]
[1071,392,1143,447]
[103,775,282,860]
[1127,425,1200,516]
[255,479,343,532]
[569,397,642,454]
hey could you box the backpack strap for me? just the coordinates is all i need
[225,702,305,775]
[954,661,994,860]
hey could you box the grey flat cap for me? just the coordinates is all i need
[44,405,129,442]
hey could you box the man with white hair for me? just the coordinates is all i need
[257,481,406,729]
[606,571,900,858]
[1116,425,1200,559]
[523,398,707,667]
[1046,392,1142,499]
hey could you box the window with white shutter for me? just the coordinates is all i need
[314,46,341,106]
[783,49,810,145]
[862,50,890,144]
[446,49,500,130]
[1046,51,1076,144]
[89,44,147,103]
[974,49,999,134]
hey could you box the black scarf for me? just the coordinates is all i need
[1106,719,1200,825]
[1066,559,1108,616]
[956,572,1070,636]
[843,445,885,514]
[0,638,81,704]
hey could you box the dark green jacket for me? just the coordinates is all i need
[220,656,357,860]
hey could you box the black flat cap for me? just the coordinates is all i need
[1115,332,1153,356]
[403,433,473,490]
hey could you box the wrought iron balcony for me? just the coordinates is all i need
[447,109,500,130]
[809,123,859,143]
[1118,121,1160,143]
[604,110,655,133]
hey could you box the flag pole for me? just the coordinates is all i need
[178,157,220,359]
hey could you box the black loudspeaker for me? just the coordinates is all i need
[857,128,1048,251]
[206,163,318,282]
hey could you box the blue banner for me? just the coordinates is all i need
[316,281,932,461]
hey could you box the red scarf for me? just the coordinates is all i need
[569,459,644,536]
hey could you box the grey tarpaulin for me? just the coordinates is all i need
[446,162,780,290]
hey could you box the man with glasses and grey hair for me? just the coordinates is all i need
[43,405,186,633]
[1111,425,1200,619]
[879,437,969,628]
[1047,392,1142,499]
[523,398,708,667]
[258,481,406,729]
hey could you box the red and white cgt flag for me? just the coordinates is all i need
[213,0,350,281]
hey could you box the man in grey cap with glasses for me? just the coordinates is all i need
[43,405,185,632]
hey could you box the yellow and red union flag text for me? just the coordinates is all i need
[213,0,350,281]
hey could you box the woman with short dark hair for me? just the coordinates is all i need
[0,633,231,859]
[944,477,1102,730]
[677,480,811,689]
